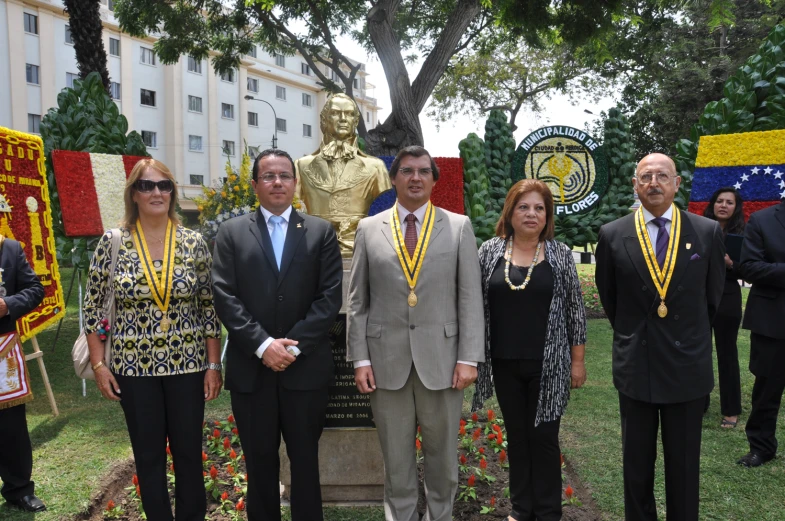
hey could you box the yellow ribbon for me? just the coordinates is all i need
[390,202,435,305]
[634,205,681,314]
[131,219,176,329]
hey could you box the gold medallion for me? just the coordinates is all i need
[161,317,171,332]
[657,301,668,318]
[407,289,418,307]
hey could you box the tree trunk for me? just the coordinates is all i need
[63,0,111,92]
[366,0,482,157]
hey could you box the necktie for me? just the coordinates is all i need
[404,213,418,258]
[269,215,285,269]
[652,217,669,269]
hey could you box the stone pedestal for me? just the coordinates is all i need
[279,258,385,502]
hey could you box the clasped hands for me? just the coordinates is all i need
[262,338,299,372]
[355,363,478,394]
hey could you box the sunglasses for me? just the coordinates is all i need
[135,179,174,193]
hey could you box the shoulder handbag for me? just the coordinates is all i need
[72,229,122,380]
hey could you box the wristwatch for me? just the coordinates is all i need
[207,362,223,371]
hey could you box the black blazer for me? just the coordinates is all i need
[740,201,785,340]
[0,239,44,335]
[212,208,343,393]
[595,209,725,404]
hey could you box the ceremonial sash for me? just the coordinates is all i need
[390,202,436,307]
[634,205,681,318]
[132,219,176,332]
[0,332,33,409]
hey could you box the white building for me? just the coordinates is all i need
[0,0,381,212]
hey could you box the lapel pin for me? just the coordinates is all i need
[297,223,302,228]
[686,243,692,250]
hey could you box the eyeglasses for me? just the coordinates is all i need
[258,173,295,184]
[637,173,675,184]
[135,179,174,193]
[399,167,433,178]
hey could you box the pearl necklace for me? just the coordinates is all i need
[504,238,541,291]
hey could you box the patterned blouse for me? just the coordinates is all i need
[472,237,587,426]
[84,226,220,377]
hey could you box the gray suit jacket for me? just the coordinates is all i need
[346,206,485,391]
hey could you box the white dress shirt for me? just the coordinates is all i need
[354,202,477,369]
[255,205,301,359]
[641,205,673,246]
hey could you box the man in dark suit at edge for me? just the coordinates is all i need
[212,148,343,521]
[736,196,785,468]
[595,153,725,521]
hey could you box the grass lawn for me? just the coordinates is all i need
[560,313,785,521]
[5,267,770,521]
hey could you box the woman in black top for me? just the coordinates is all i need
[473,180,587,521]
[703,187,745,428]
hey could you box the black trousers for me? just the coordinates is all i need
[710,288,742,417]
[493,359,561,521]
[619,393,704,521]
[231,379,329,521]
[116,371,206,521]
[0,404,34,502]
[746,333,785,458]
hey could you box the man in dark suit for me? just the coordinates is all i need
[212,149,343,521]
[736,198,785,468]
[596,153,725,521]
[0,236,45,512]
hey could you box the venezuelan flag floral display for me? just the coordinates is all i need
[50,150,148,237]
[688,129,785,220]
[0,126,65,340]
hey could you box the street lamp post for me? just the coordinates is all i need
[244,95,278,149]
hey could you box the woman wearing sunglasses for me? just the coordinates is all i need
[83,158,221,521]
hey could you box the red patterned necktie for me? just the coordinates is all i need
[404,213,418,258]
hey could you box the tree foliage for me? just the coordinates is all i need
[40,72,147,269]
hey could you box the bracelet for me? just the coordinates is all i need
[91,360,105,372]
[207,362,223,371]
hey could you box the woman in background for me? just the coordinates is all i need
[703,186,745,428]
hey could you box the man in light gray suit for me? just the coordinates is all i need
[347,145,484,521]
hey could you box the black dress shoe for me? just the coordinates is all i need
[7,494,47,512]
[737,452,775,468]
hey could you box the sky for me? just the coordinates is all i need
[336,35,620,157]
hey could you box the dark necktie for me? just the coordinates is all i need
[404,213,417,258]
[652,217,669,269]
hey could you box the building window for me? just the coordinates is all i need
[247,77,259,93]
[109,82,121,100]
[302,93,312,107]
[141,131,157,148]
[247,46,257,58]
[26,64,40,85]
[188,95,203,113]
[187,56,201,74]
[189,174,204,185]
[275,54,285,67]
[24,13,38,35]
[222,140,235,156]
[140,89,156,107]
[275,86,286,100]
[367,111,371,123]
[248,112,258,127]
[220,69,235,83]
[221,103,234,119]
[107,0,115,12]
[66,72,79,88]
[353,78,359,89]
[28,114,41,134]
[65,25,73,44]
[303,124,312,138]
[276,118,287,133]
[301,63,311,76]
[189,135,203,151]
[140,47,156,66]
[247,146,260,159]
[330,70,340,82]
[109,37,120,57]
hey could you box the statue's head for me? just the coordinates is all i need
[320,93,361,142]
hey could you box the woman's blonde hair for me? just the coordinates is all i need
[121,158,181,230]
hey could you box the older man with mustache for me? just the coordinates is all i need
[595,153,725,521]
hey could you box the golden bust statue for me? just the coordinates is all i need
[295,93,391,256]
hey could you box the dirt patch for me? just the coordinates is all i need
[71,459,136,521]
